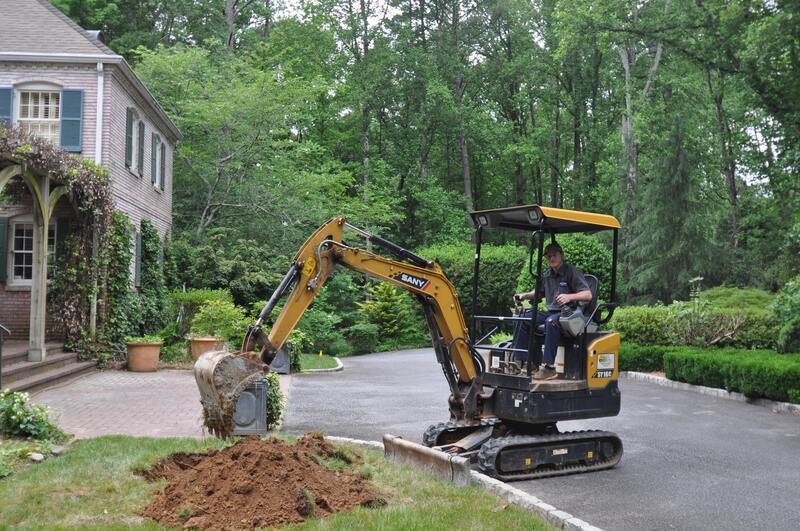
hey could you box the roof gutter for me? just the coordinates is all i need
[0,52,182,143]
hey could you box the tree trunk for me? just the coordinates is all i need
[550,103,561,207]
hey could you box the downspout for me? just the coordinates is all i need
[89,61,104,339]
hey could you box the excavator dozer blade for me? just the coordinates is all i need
[383,434,472,486]
[194,350,267,438]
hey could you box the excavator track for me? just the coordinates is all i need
[477,430,623,481]
[422,418,501,448]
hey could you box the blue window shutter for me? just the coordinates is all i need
[0,217,8,282]
[0,88,11,127]
[125,108,133,166]
[151,134,157,185]
[137,121,145,176]
[160,143,166,190]
[60,89,83,152]
[134,231,142,288]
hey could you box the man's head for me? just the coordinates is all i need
[544,242,564,270]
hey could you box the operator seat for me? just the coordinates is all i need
[534,273,599,337]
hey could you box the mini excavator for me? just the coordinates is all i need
[194,205,623,481]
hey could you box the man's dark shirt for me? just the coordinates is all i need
[541,263,590,311]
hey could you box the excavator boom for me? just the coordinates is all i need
[194,216,481,436]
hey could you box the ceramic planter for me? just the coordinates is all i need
[190,336,225,360]
[126,342,162,372]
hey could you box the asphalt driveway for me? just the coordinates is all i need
[282,348,800,531]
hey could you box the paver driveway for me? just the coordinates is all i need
[282,349,800,531]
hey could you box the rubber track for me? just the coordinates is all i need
[477,430,623,481]
[422,418,501,448]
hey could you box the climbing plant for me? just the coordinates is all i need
[1,126,114,351]
[139,219,167,334]
[102,212,141,350]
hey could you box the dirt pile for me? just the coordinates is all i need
[140,434,383,529]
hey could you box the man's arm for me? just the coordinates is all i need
[554,289,591,307]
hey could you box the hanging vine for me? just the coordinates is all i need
[1,126,114,350]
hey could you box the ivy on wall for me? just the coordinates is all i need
[139,219,166,334]
[102,212,141,349]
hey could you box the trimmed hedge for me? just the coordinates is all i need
[417,242,527,321]
[619,343,669,372]
[663,348,800,403]
[608,304,778,350]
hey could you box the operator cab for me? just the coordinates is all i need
[467,205,620,391]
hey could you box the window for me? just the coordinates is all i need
[18,90,60,145]
[151,133,163,188]
[126,109,146,176]
[8,219,55,283]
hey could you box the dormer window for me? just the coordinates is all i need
[18,90,61,145]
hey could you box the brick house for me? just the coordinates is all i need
[0,0,180,365]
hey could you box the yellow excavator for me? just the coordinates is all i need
[194,205,624,480]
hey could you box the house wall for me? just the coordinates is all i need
[0,60,99,161]
[103,65,174,239]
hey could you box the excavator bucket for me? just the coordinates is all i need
[194,350,267,437]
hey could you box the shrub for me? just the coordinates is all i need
[699,286,775,311]
[663,348,800,403]
[356,282,428,350]
[344,323,380,355]
[168,289,233,339]
[609,306,672,345]
[139,219,167,335]
[668,300,778,349]
[618,343,669,372]
[190,299,248,347]
[124,335,163,343]
[771,276,800,353]
[264,372,285,430]
[0,390,66,441]
[516,233,613,301]
[418,242,527,321]
[296,306,352,357]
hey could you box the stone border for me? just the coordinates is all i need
[325,435,602,531]
[621,371,800,416]
[302,357,343,373]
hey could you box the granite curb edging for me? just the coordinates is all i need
[324,435,602,531]
[302,357,344,373]
[621,371,800,416]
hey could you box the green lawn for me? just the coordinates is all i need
[0,436,553,530]
[300,353,339,370]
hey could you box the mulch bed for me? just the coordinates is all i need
[139,433,383,529]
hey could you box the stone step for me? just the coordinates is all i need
[1,342,65,367]
[5,360,96,393]
[1,351,80,384]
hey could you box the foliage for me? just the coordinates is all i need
[189,300,248,347]
[663,348,800,403]
[700,287,775,311]
[165,288,233,340]
[264,372,284,430]
[619,344,669,372]
[356,282,428,350]
[295,306,351,357]
[609,305,673,346]
[124,335,162,344]
[99,212,140,353]
[344,323,380,355]
[0,390,66,441]
[771,276,800,353]
[138,219,167,335]
[516,234,614,301]
[419,243,527,321]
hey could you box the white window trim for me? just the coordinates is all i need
[13,82,63,146]
[6,214,56,288]
[128,109,142,176]
[153,134,163,191]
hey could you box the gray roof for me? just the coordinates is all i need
[0,0,118,56]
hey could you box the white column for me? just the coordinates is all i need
[28,175,50,362]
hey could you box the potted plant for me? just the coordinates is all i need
[188,300,247,360]
[125,335,163,372]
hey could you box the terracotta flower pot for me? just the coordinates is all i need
[190,336,225,360]
[126,342,162,372]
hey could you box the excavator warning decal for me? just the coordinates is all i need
[392,272,430,291]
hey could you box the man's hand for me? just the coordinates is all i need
[555,293,573,306]
[513,293,527,304]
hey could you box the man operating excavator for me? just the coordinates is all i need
[511,242,592,380]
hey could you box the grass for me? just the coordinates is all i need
[0,435,554,530]
[300,353,339,370]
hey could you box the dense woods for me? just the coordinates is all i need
[56,0,799,304]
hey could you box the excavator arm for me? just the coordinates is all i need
[195,216,483,436]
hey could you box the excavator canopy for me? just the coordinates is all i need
[469,205,620,233]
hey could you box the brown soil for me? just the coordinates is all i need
[139,434,383,529]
